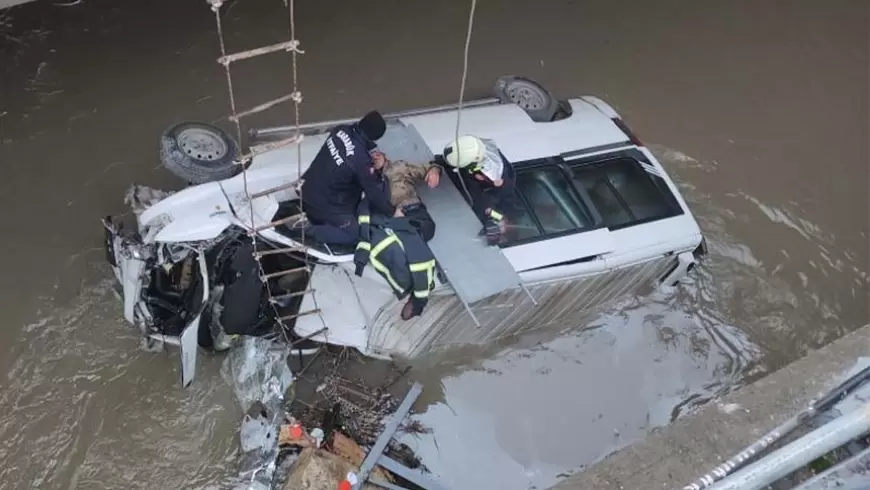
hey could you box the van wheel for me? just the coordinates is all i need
[493,76,561,123]
[159,121,241,184]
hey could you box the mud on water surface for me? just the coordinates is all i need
[0,0,867,489]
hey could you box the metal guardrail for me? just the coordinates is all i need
[707,402,870,490]
[792,446,870,489]
[248,97,502,140]
[687,365,870,489]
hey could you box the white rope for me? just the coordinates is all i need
[287,0,330,342]
[454,0,477,144]
[453,0,478,209]
[287,0,303,190]
[211,2,281,338]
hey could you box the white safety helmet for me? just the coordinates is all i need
[443,135,486,169]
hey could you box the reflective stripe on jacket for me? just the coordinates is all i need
[353,199,436,311]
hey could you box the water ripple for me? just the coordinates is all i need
[0,273,240,490]
[395,145,857,490]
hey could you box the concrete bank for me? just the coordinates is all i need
[552,323,870,490]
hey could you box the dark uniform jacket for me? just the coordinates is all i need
[434,154,517,223]
[353,199,437,318]
[300,124,393,221]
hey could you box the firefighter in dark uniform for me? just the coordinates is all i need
[297,111,394,245]
[437,135,517,245]
[353,198,437,321]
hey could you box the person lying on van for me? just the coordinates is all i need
[293,111,394,245]
[438,135,518,246]
[353,197,437,321]
[369,149,441,243]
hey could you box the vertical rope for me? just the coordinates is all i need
[211,3,255,252]
[288,0,304,249]
[212,4,243,146]
[211,2,260,290]
[452,0,478,208]
[454,0,477,144]
[286,0,329,341]
[289,0,302,177]
[212,2,272,339]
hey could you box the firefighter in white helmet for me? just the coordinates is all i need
[436,135,517,245]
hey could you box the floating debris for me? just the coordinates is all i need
[224,341,432,489]
[300,372,401,446]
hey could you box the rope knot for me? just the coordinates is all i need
[290,91,303,104]
[287,39,305,54]
[207,0,223,12]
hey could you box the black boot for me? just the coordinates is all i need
[480,218,502,246]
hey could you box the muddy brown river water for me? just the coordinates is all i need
[0,1,867,489]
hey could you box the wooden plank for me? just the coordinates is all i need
[288,327,328,348]
[230,93,299,122]
[269,289,314,303]
[217,40,302,65]
[250,180,300,199]
[237,135,303,164]
[331,432,394,483]
[278,308,321,323]
[262,266,309,281]
[255,246,306,257]
[247,213,305,233]
[277,420,405,485]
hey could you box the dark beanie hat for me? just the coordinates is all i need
[358,110,386,141]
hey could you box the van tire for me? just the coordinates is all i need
[159,121,241,184]
[493,76,561,123]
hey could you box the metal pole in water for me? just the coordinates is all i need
[706,402,870,490]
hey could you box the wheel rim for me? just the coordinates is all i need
[503,80,548,111]
[177,127,229,162]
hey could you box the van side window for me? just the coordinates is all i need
[500,166,594,245]
[570,158,681,229]
[499,197,542,243]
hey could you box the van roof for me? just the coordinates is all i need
[399,98,631,163]
[249,97,632,172]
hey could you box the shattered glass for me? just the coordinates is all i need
[221,337,295,490]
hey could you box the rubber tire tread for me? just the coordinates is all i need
[159,121,241,184]
[493,75,560,123]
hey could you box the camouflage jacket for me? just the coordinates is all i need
[383,160,439,209]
